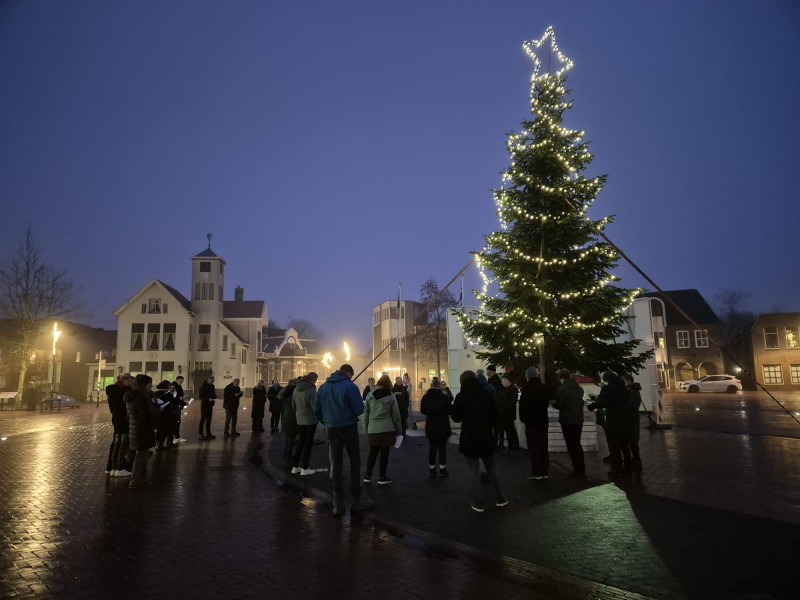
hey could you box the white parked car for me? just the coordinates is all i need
[679,375,742,394]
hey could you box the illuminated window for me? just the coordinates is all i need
[198,325,211,351]
[694,330,708,348]
[790,365,800,384]
[676,330,690,349]
[131,323,144,351]
[786,327,800,349]
[129,361,142,374]
[654,332,665,348]
[764,327,779,349]
[147,323,161,350]
[762,364,783,385]
[163,324,176,350]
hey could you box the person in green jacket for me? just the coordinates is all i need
[363,374,402,485]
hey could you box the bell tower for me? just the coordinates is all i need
[190,233,225,322]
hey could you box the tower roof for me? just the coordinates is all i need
[193,248,219,258]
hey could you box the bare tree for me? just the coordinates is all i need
[287,318,326,343]
[715,288,756,347]
[0,227,80,408]
[407,278,457,377]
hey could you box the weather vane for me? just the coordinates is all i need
[522,26,573,83]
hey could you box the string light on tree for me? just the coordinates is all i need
[458,26,650,378]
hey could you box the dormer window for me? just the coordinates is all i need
[148,298,162,314]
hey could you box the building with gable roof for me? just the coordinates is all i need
[259,326,326,385]
[113,243,267,393]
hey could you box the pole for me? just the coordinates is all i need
[397,283,402,376]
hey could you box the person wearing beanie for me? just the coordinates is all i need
[518,367,551,480]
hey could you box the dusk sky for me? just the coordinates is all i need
[1,1,798,353]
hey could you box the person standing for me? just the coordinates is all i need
[291,372,319,475]
[623,374,643,468]
[108,373,134,477]
[551,369,586,478]
[280,378,299,467]
[363,374,402,485]
[518,367,550,480]
[588,371,632,476]
[198,375,217,441]
[496,374,520,455]
[403,373,418,430]
[362,377,376,400]
[125,374,157,489]
[392,376,410,437]
[452,370,507,512]
[420,378,452,478]
[313,364,372,516]
[172,375,187,443]
[251,379,268,432]
[223,378,243,438]
[268,380,282,432]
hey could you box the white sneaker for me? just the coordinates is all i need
[300,468,315,476]
[175,437,187,444]
[114,469,132,477]
[291,467,302,474]
[109,470,117,476]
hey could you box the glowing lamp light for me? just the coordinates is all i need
[1,437,7,441]
[322,353,333,369]
[343,342,351,362]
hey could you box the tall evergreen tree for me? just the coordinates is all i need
[460,27,649,379]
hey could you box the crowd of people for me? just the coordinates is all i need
[104,363,644,507]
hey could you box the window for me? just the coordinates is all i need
[129,361,142,374]
[231,342,237,358]
[790,365,800,384]
[141,303,147,314]
[762,364,783,385]
[147,323,161,351]
[163,303,168,314]
[161,361,174,383]
[163,324,176,351]
[200,261,211,272]
[218,284,223,299]
[241,348,246,364]
[676,330,690,348]
[194,283,201,300]
[202,283,208,300]
[75,351,81,363]
[694,330,709,348]
[148,298,161,314]
[209,284,214,300]
[786,327,800,349]
[131,323,144,351]
[222,335,228,351]
[764,327,779,349]
[650,301,664,317]
[654,332,665,348]
[198,324,211,351]
[145,361,159,379]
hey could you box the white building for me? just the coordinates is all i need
[113,245,267,393]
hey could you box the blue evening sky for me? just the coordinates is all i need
[1,1,798,352]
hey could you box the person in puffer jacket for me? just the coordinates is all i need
[363,374,402,485]
[291,373,319,475]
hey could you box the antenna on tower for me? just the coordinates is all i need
[207,233,212,249]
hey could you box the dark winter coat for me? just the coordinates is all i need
[199,381,217,403]
[106,382,129,434]
[589,375,630,434]
[251,385,267,420]
[551,379,585,425]
[452,378,498,458]
[518,377,550,428]
[626,382,643,441]
[279,383,298,433]
[420,387,452,440]
[125,388,156,451]
[223,383,242,410]
[268,384,282,413]
[497,384,518,424]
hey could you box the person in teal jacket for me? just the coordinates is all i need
[363,374,402,485]
[313,364,371,516]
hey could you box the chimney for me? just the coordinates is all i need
[234,286,244,302]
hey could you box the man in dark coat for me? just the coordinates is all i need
[518,367,550,480]
[420,378,452,477]
[107,373,134,477]
[268,380,282,432]
[452,370,507,512]
[125,374,157,489]
[198,376,217,440]
[551,369,586,478]
[496,373,520,455]
[392,376,410,436]
[251,379,268,432]
[623,374,643,467]
[588,371,632,476]
[172,375,187,443]
[223,378,244,438]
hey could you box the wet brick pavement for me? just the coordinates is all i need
[1,394,799,599]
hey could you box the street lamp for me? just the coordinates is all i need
[50,322,61,411]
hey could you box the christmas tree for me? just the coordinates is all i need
[460,27,650,380]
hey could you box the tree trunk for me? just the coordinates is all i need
[15,358,28,409]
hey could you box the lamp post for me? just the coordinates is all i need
[50,322,61,412]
